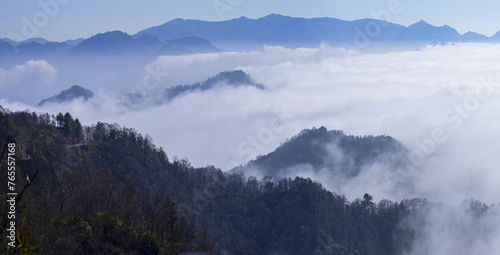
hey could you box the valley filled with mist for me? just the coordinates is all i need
[1,14,500,255]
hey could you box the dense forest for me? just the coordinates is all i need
[0,106,495,254]
[235,126,410,179]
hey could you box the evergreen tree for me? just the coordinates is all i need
[63,112,75,138]
[56,112,64,128]
[74,118,84,142]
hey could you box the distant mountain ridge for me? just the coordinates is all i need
[0,34,220,61]
[1,31,221,58]
[135,14,500,49]
[67,31,221,56]
[38,85,95,106]
[2,14,500,58]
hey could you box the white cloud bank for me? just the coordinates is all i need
[0,60,57,103]
[2,43,500,204]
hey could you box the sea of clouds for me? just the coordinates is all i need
[1,43,500,202]
[3,42,500,254]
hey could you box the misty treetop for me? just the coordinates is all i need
[236,126,410,179]
[38,85,95,106]
[164,70,264,100]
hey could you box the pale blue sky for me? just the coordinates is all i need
[1,0,500,41]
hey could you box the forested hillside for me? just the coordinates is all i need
[0,106,494,254]
[236,126,409,179]
[0,106,216,254]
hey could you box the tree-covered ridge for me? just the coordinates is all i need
[238,126,409,179]
[0,106,497,255]
[0,106,215,254]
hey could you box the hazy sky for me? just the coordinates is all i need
[1,0,500,41]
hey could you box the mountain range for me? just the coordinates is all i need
[0,32,220,61]
[2,14,500,59]
[133,14,500,49]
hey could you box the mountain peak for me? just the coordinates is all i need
[38,85,95,106]
[259,13,292,21]
[92,31,133,41]
[167,18,188,25]
[235,126,406,178]
[163,70,264,101]
[208,70,255,85]
[233,16,250,21]
[266,13,285,17]
[66,30,137,55]
[409,20,432,28]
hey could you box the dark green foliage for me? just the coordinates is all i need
[5,106,488,255]
[189,175,413,255]
[0,107,214,254]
